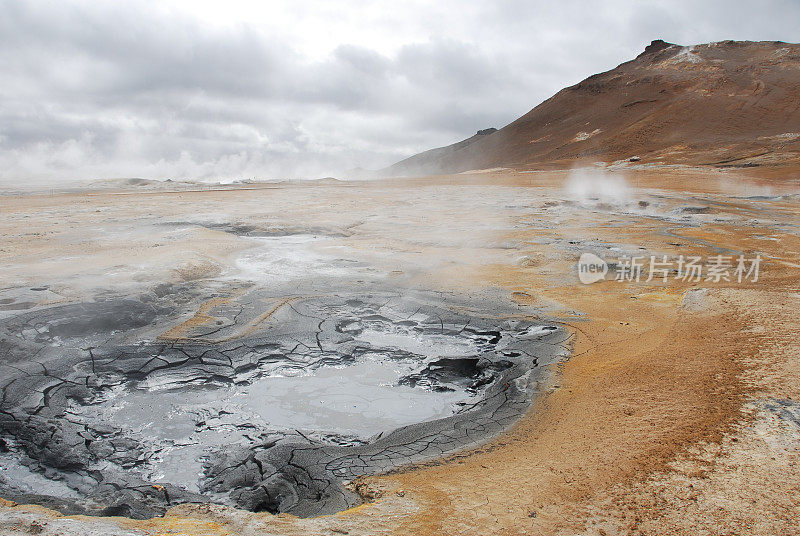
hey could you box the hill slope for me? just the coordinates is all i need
[383,40,800,176]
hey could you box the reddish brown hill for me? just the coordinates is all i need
[383,40,800,176]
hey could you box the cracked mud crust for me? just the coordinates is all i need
[0,292,568,519]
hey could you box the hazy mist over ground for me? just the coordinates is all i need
[2,0,799,184]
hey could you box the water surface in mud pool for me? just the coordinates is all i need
[75,328,481,492]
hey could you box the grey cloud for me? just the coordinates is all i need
[1,0,799,183]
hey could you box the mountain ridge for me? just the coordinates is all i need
[381,39,800,177]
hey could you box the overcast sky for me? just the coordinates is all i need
[2,0,799,184]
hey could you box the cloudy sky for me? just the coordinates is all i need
[2,0,799,184]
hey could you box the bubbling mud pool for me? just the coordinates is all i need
[0,292,568,518]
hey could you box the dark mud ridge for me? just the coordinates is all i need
[0,293,568,519]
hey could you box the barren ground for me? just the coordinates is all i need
[0,167,798,535]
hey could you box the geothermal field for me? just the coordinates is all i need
[1,165,799,535]
[1,6,800,534]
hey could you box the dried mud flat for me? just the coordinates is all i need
[0,167,799,535]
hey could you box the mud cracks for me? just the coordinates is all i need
[0,292,568,518]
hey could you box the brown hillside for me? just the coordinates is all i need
[383,40,800,176]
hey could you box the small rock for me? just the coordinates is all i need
[517,254,544,267]
[27,521,46,534]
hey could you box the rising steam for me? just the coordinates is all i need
[562,167,632,204]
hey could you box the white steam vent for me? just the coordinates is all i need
[562,167,632,204]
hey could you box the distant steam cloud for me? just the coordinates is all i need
[562,167,632,204]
